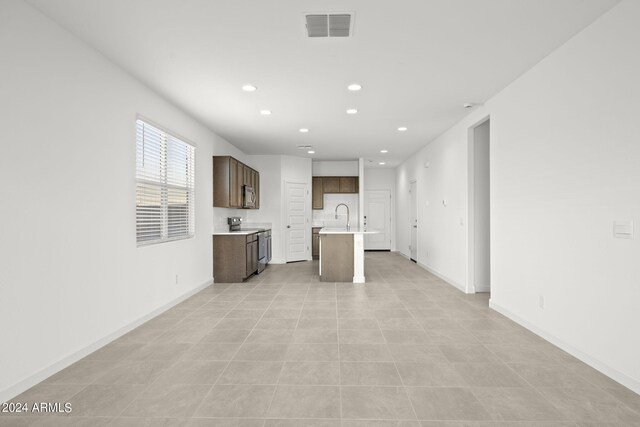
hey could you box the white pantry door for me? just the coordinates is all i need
[285,182,309,262]
[364,190,391,250]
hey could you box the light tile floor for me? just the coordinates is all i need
[2,252,640,426]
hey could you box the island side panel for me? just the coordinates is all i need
[319,234,354,282]
[353,233,365,283]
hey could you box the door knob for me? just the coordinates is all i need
[287,225,291,228]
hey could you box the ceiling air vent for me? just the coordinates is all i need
[305,13,354,38]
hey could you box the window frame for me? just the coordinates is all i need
[135,117,196,247]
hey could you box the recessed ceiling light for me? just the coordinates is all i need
[260,110,272,115]
[380,149,388,153]
[346,108,358,114]
[308,150,315,154]
[299,128,309,133]
[397,127,408,132]
[347,83,362,91]
[379,162,386,165]
[242,84,257,92]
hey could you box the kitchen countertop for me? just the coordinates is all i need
[212,228,269,236]
[319,227,378,235]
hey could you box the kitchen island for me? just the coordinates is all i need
[319,228,377,283]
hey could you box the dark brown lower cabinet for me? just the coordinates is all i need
[214,233,259,283]
[246,239,258,277]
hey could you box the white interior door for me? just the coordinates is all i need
[364,190,391,250]
[409,181,417,261]
[285,182,309,262]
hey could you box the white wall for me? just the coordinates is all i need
[364,168,397,251]
[396,0,640,393]
[396,118,471,290]
[312,160,359,176]
[0,0,244,401]
[488,0,640,392]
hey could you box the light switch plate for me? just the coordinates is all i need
[613,220,634,239]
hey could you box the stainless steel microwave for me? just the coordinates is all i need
[243,185,256,208]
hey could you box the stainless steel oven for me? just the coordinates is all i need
[257,231,267,273]
[266,231,272,263]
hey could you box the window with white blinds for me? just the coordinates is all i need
[136,119,195,246]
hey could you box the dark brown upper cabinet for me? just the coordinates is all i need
[213,156,260,209]
[339,177,358,193]
[312,177,324,209]
[322,177,340,193]
[214,156,239,208]
[312,176,359,210]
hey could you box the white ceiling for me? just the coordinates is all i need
[29,0,618,167]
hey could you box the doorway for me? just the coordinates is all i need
[364,190,391,250]
[469,118,491,293]
[285,181,309,262]
[409,181,417,262]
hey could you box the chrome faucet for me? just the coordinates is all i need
[335,203,350,231]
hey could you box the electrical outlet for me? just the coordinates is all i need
[539,295,544,309]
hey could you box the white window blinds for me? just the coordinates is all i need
[136,119,195,245]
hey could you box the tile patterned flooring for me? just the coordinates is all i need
[2,252,640,426]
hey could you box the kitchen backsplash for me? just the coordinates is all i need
[313,193,359,228]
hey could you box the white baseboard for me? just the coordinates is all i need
[475,284,490,293]
[353,276,365,283]
[393,252,467,293]
[490,299,640,395]
[416,261,468,293]
[394,250,410,260]
[0,278,213,403]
